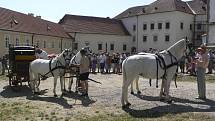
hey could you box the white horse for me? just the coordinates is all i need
[121,39,190,107]
[29,49,73,96]
[130,52,154,94]
[63,47,92,92]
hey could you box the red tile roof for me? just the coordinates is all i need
[0,7,70,38]
[187,0,207,15]
[59,14,130,36]
[115,0,197,19]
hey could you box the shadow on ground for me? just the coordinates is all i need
[123,94,215,118]
[0,86,95,109]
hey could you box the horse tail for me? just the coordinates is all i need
[121,57,128,105]
[29,62,34,81]
[122,58,128,84]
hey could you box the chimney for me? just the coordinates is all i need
[28,13,34,17]
[36,16,41,19]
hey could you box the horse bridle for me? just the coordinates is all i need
[47,49,73,77]
[70,47,92,65]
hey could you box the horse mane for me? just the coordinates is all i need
[52,50,65,61]
[167,39,185,51]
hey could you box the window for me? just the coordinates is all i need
[26,39,30,46]
[165,35,170,42]
[190,24,192,30]
[15,38,19,46]
[64,42,67,48]
[197,23,202,30]
[153,35,158,42]
[85,42,89,46]
[5,35,10,48]
[98,44,102,50]
[123,44,127,51]
[52,41,54,48]
[5,35,9,48]
[59,41,61,48]
[180,22,184,29]
[133,25,136,31]
[74,43,78,50]
[143,35,147,42]
[36,41,39,47]
[44,41,46,48]
[158,23,162,29]
[143,24,147,30]
[110,44,114,51]
[165,22,170,29]
[132,36,136,42]
[150,23,154,30]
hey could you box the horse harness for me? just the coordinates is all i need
[40,54,68,80]
[139,50,179,88]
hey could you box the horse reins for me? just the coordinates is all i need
[40,52,69,79]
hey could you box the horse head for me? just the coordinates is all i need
[69,46,92,65]
[80,46,92,56]
[185,38,194,57]
[62,49,75,66]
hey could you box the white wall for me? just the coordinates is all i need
[208,25,215,44]
[120,16,138,50]
[121,11,194,52]
[209,0,215,22]
[69,33,132,54]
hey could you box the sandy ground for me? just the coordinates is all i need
[0,73,215,119]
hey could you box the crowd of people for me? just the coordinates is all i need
[89,52,128,74]
[178,47,215,76]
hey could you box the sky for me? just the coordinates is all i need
[0,0,155,23]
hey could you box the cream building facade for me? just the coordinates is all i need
[59,15,132,54]
[208,0,215,45]
[115,0,207,51]
[0,7,72,58]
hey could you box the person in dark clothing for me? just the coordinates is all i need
[1,56,7,75]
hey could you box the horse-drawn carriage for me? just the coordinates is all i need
[7,45,36,90]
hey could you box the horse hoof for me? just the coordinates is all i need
[137,91,141,94]
[159,98,165,102]
[131,92,134,95]
[61,93,66,97]
[122,103,131,109]
[54,94,57,97]
[167,99,173,104]
[126,103,131,107]
[34,92,40,95]
[122,105,128,109]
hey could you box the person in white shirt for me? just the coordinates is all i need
[99,53,106,73]
[35,48,49,60]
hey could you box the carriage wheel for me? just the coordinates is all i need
[9,75,22,91]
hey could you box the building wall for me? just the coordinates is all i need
[208,25,215,44]
[0,29,72,57]
[120,11,194,52]
[208,0,215,45]
[120,16,138,51]
[69,33,132,54]
[193,14,207,46]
